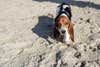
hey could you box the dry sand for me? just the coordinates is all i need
[0,0,100,67]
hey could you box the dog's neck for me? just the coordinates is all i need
[61,12,70,18]
[61,13,67,17]
[55,11,71,22]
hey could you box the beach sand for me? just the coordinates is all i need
[0,0,100,67]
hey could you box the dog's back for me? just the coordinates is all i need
[56,3,72,20]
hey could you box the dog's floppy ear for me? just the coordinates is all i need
[53,25,60,38]
[68,22,74,42]
[53,27,60,38]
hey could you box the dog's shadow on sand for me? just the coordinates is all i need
[32,16,54,44]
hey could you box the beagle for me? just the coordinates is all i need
[53,3,74,44]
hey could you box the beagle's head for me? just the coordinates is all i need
[55,16,74,42]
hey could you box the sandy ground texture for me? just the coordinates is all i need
[0,0,100,67]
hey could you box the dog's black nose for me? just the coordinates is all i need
[61,30,66,34]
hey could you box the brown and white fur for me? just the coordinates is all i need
[53,3,74,44]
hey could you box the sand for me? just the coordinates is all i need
[0,0,100,67]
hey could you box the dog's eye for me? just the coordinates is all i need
[56,24,58,27]
[65,23,68,25]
